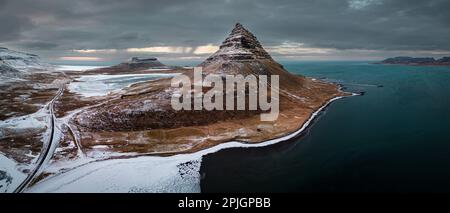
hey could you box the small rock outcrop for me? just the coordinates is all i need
[129,57,162,64]
[121,56,166,68]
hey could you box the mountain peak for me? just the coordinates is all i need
[202,23,272,64]
[231,22,246,34]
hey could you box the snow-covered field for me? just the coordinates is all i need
[67,73,179,97]
[0,106,50,139]
[0,154,27,193]
[27,156,202,193]
[0,108,51,193]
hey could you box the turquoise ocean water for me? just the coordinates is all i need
[200,61,450,192]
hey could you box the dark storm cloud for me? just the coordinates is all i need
[0,0,33,42]
[1,0,450,60]
[20,41,59,50]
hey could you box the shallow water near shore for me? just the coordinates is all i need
[200,61,450,192]
[67,73,178,97]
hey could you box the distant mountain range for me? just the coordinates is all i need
[378,56,450,66]
[0,47,53,77]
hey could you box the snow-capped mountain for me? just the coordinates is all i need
[0,47,54,76]
[201,23,273,64]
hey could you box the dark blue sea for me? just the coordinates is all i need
[200,61,450,192]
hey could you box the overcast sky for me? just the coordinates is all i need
[1,0,450,64]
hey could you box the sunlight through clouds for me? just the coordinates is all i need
[126,46,193,54]
[59,56,103,61]
[73,49,117,54]
[267,42,335,55]
[348,0,383,10]
[193,44,219,55]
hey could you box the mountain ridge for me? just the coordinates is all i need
[0,47,53,76]
[379,56,450,66]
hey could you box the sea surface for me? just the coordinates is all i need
[200,61,450,192]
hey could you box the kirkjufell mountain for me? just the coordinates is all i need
[200,23,306,93]
[63,23,345,155]
[201,23,272,63]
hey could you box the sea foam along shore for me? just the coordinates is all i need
[27,92,357,193]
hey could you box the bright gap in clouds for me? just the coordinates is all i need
[73,49,117,54]
[267,42,335,55]
[59,56,103,61]
[125,44,219,55]
[126,46,193,54]
[348,0,383,10]
[193,44,219,55]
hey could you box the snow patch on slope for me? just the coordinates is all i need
[0,47,53,73]
[0,107,49,140]
[0,154,27,193]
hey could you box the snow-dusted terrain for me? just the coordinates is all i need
[0,154,27,193]
[0,110,48,140]
[0,47,54,73]
[0,47,54,85]
[27,96,350,193]
[0,107,51,192]
[1,23,350,193]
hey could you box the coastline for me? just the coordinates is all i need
[194,92,356,154]
[28,90,357,192]
[373,62,450,67]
